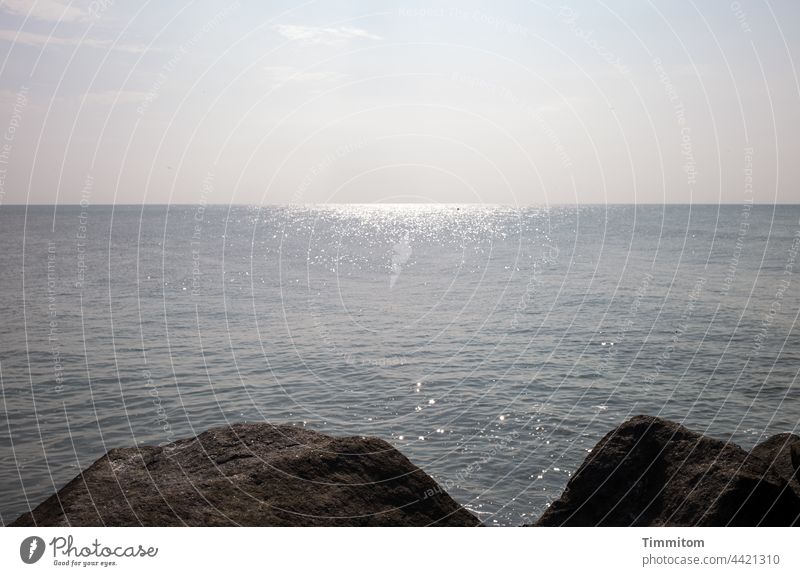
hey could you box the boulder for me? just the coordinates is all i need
[749,433,800,497]
[11,423,480,527]
[535,415,800,526]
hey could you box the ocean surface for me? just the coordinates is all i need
[1,204,799,526]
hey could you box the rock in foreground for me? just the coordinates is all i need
[12,423,480,527]
[749,432,800,498]
[536,415,800,526]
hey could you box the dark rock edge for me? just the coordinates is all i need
[534,415,800,526]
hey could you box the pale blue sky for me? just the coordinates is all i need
[0,0,798,204]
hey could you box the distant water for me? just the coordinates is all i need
[1,204,799,526]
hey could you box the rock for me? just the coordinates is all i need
[750,433,800,497]
[535,415,800,526]
[793,443,800,478]
[11,423,480,527]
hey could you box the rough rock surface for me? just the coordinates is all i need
[750,433,800,498]
[535,415,800,526]
[12,423,480,527]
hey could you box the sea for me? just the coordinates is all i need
[1,203,799,526]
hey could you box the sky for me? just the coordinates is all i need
[0,0,798,205]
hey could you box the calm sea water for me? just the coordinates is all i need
[1,204,799,526]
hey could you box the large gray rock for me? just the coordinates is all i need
[535,415,800,526]
[11,423,480,527]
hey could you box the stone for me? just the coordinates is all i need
[11,423,480,527]
[749,433,800,498]
[535,415,800,526]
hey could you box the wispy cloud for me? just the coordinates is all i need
[263,66,348,86]
[1,0,90,23]
[0,29,150,53]
[272,24,380,46]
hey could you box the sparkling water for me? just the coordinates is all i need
[1,203,798,526]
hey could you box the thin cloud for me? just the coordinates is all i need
[263,66,348,85]
[1,0,89,23]
[0,29,150,53]
[273,24,381,45]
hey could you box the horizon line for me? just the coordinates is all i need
[4,202,800,207]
